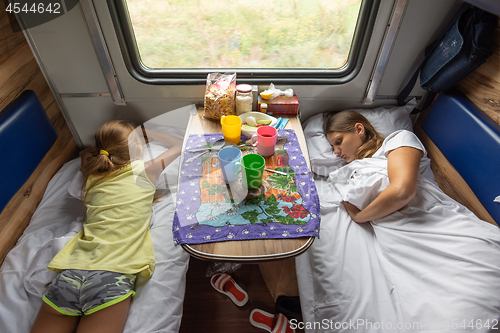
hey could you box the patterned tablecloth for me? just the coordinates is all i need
[173,129,320,245]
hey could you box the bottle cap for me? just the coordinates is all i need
[236,84,253,93]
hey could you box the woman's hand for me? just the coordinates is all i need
[342,201,364,223]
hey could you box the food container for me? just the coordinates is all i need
[239,112,278,137]
[203,72,236,120]
[258,95,299,115]
[235,84,253,115]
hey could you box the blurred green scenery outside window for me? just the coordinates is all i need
[124,0,363,70]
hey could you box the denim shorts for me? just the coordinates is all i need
[43,269,136,316]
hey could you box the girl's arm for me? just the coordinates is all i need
[142,128,183,148]
[342,146,423,223]
[142,128,183,184]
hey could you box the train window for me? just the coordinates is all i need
[107,0,380,84]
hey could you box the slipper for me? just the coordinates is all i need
[210,273,248,306]
[249,309,295,333]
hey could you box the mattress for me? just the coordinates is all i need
[295,140,500,333]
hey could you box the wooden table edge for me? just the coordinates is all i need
[180,236,315,262]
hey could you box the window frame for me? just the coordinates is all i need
[107,0,381,85]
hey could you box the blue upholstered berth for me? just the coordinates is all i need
[423,89,500,224]
[0,90,58,212]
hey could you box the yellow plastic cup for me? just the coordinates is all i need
[220,115,242,144]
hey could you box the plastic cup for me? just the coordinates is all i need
[250,126,277,157]
[212,146,242,183]
[220,115,242,144]
[236,153,265,189]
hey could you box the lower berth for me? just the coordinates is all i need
[296,169,500,333]
[0,142,189,333]
[296,100,500,332]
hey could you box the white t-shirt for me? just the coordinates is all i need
[372,130,435,182]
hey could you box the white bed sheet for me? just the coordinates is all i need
[296,157,500,333]
[0,145,189,332]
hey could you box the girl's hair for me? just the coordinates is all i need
[323,110,385,160]
[82,120,136,183]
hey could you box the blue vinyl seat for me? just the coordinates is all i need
[422,89,500,224]
[0,90,58,212]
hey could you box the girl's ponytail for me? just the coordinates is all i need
[82,120,136,187]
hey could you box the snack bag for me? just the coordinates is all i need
[203,72,237,120]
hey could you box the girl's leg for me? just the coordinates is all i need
[30,302,80,333]
[76,296,131,333]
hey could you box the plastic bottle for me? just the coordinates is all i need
[260,103,268,113]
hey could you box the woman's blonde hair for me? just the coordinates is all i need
[323,110,384,160]
[82,120,136,183]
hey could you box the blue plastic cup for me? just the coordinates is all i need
[214,146,242,183]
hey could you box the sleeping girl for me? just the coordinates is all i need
[30,120,182,333]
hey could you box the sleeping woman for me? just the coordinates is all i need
[298,110,500,331]
[323,110,431,223]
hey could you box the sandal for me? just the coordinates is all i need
[210,273,248,306]
[249,309,295,333]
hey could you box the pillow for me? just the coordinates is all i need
[304,98,416,176]
[68,169,84,200]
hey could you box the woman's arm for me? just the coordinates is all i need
[342,146,423,223]
[142,128,183,184]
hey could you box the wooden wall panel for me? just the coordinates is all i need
[456,18,500,125]
[0,2,80,264]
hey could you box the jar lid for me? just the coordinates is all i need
[236,84,253,93]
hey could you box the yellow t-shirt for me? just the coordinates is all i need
[48,160,156,277]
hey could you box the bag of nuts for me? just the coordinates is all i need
[203,72,236,120]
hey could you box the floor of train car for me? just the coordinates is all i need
[180,257,305,332]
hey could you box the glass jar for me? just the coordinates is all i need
[235,84,253,115]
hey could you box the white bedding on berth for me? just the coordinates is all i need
[0,140,190,333]
[296,131,500,333]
